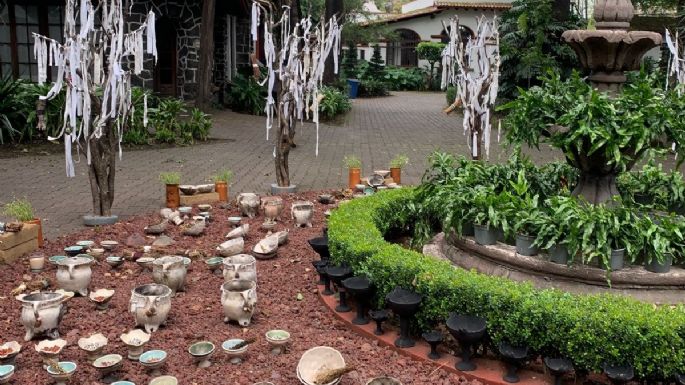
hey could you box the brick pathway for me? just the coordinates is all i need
[0,91,560,239]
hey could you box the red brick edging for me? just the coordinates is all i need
[317,284,550,385]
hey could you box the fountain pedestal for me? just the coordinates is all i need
[386,287,422,348]
[342,276,373,325]
[446,313,487,371]
[326,265,353,312]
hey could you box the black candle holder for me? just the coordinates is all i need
[422,330,443,360]
[312,260,328,285]
[308,236,330,260]
[544,357,574,385]
[326,265,352,312]
[603,364,634,385]
[446,313,487,371]
[385,287,422,348]
[499,342,528,383]
[342,276,373,325]
[369,309,389,335]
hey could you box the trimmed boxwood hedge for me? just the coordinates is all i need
[328,188,685,379]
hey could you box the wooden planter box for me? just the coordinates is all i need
[0,223,39,264]
[180,192,220,206]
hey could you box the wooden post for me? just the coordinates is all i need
[196,0,216,110]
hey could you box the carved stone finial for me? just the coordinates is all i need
[594,0,634,30]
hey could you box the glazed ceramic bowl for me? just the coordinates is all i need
[297,346,345,385]
[197,204,212,211]
[222,339,248,363]
[189,341,215,358]
[179,185,198,195]
[64,245,84,256]
[149,376,178,385]
[106,256,124,268]
[76,240,95,248]
[178,206,193,215]
[227,217,242,226]
[89,288,115,309]
[100,240,119,251]
[0,365,14,384]
[89,248,106,258]
[49,255,67,266]
[93,353,123,374]
[136,257,155,271]
[205,257,223,272]
[266,330,291,345]
[46,361,76,382]
[139,350,167,370]
[0,341,21,364]
[111,381,136,385]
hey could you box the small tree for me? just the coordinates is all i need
[343,41,359,78]
[417,42,446,89]
[33,0,156,218]
[366,44,386,80]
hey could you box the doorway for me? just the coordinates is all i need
[154,17,177,96]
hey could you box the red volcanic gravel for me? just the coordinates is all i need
[0,191,478,385]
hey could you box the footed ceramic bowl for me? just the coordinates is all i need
[100,240,119,251]
[222,339,248,364]
[139,349,167,369]
[149,376,178,385]
[93,353,123,374]
[64,246,84,256]
[228,217,242,226]
[197,204,212,211]
[49,255,67,265]
[111,381,135,385]
[297,346,345,385]
[89,248,105,258]
[76,240,95,248]
[106,256,124,268]
[178,206,193,214]
[46,361,76,383]
[266,330,290,345]
[0,364,14,384]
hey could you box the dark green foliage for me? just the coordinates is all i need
[328,188,685,379]
[358,79,389,97]
[498,0,581,101]
[416,42,445,91]
[227,73,267,116]
[366,44,386,80]
[445,86,457,106]
[383,66,426,91]
[342,42,359,79]
[122,87,157,145]
[319,86,352,120]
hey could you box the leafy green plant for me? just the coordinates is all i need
[358,79,389,97]
[188,108,211,141]
[343,155,362,169]
[2,198,35,222]
[227,73,267,116]
[0,77,28,144]
[342,41,359,78]
[638,213,685,265]
[390,154,409,169]
[159,172,181,185]
[445,86,457,106]
[416,42,445,91]
[384,66,425,91]
[319,86,352,120]
[211,169,234,183]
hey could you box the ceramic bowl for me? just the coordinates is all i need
[89,289,115,308]
[197,184,214,193]
[197,204,212,211]
[49,255,67,265]
[179,185,198,195]
[188,341,215,358]
[178,206,193,215]
[222,339,248,363]
[100,240,119,251]
[136,257,155,270]
[261,221,276,231]
[149,376,178,385]
[374,170,390,178]
[205,257,223,269]
[106,256,124,268]
[0,341,21,362]
[46,361,76,380]
[75,253,96,264]
[365,377,403,385]
[93,353,123,374]
[182,257,191,267]
[89,248,105,258]
[0,365,14,383]
[227,217,242,226]
[111,381,135,385]
[78,333,108,353]
[139,350,167,369]
[266,330,291,345]
[64,245,84,256]
[76,240,95,248]
[297,346,345,385]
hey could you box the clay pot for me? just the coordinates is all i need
[151,256,187,294]
[262,197,284,223]
[25,218,44,247]
[222,254,257,283]
[220,280,257,326]
[215,182,229,202]
[348,168,361,190]
[129,284,172,333]
[237,193,260,218]
[55,256,93,296]
[390,168,401,185]
[165,184,180,209]
[291,201,314,228]
[16,292,65,341]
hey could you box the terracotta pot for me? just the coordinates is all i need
[215,181,229,202]
[165,184,180,209]
[390,167,401,185]
[25,218,44,247]
[348,168,361,190]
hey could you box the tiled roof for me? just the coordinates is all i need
[435,0,512,9]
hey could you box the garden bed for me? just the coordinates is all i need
[0,191,470,385]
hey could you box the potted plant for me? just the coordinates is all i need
[159,172,181,209]
[389,155,409,185]
[512,195,543,256]
[212,169,233,202]
[343,155,362,190]
[472,188,510,246]
[3,198,43,247]
[534,196,581,265]
[640,213,683,273]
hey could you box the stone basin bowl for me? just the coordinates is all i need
[297,346,345,385]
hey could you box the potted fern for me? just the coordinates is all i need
[159,172,181,209]
[3,198,43,247]
[212,169,233,202]
[389,155,409,185]
[343,155,362,190]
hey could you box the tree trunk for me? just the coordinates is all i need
[275,93,294,187]
[572,173,620,205]
[322,0,342,84]
[553,0,571,21]
[86,122,117,216]
[196,0,216,110]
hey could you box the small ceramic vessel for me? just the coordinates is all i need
[205,257,224,276]
[355,184,366,192]
[222,339,248,364]
[56,255,93,296]
[261,221,276,231]
[136,257,155,271]
[100,240,119,251]
[89,248,105,258]
[197,204,212,211]
[252,236,278,260]
[222,254,257,283]
[89,289,115,310]
[179,185,198,195]
[0,365,14,384]
[227,217,242,227]
[217,238,244,257]
[291,201,314,228]
[197,184,214,193]
[226,224,249,239]
[237,193,260,218]
[318,194,334,204]
[111,381,135,385]
[265,330,290,355]
[221,280,257,326]
[188,341,215,368]
[120,329,150,360]
[152,256,187,294]
[35,338,67,369]
[76,240,95,248]
[78,333,108,362]
[49,255,67,266]
[261,196,284,222]
[149,376,178,385]
[64,246,84,257]
[46,361,76,385]
[297,346,346,385]
[106,256,124,269]
[129,284,172,333]
[16,292,66,340]
[0,342,20,366]
[93,354,123,382]
[139,350,167,376]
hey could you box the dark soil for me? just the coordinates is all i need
[0,191,477,385]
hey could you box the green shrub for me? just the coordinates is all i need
[319,86,352,120]
[2,197,34,222]
[328,189,685,379]
[159,172,181,185]
[227,73,267,115]
[384,66,425,91]
[358,79,389,97]
[445,86,457,106]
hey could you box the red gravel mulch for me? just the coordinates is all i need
[0,191,479,385]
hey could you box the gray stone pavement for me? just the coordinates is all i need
[0,91,561,239]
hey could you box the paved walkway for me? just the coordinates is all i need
[0,91,560,239]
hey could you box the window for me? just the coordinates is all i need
[0,1,68,80]
[359,49,365,60]
[386,29,420,67]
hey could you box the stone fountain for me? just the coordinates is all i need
[560,0,662,203]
